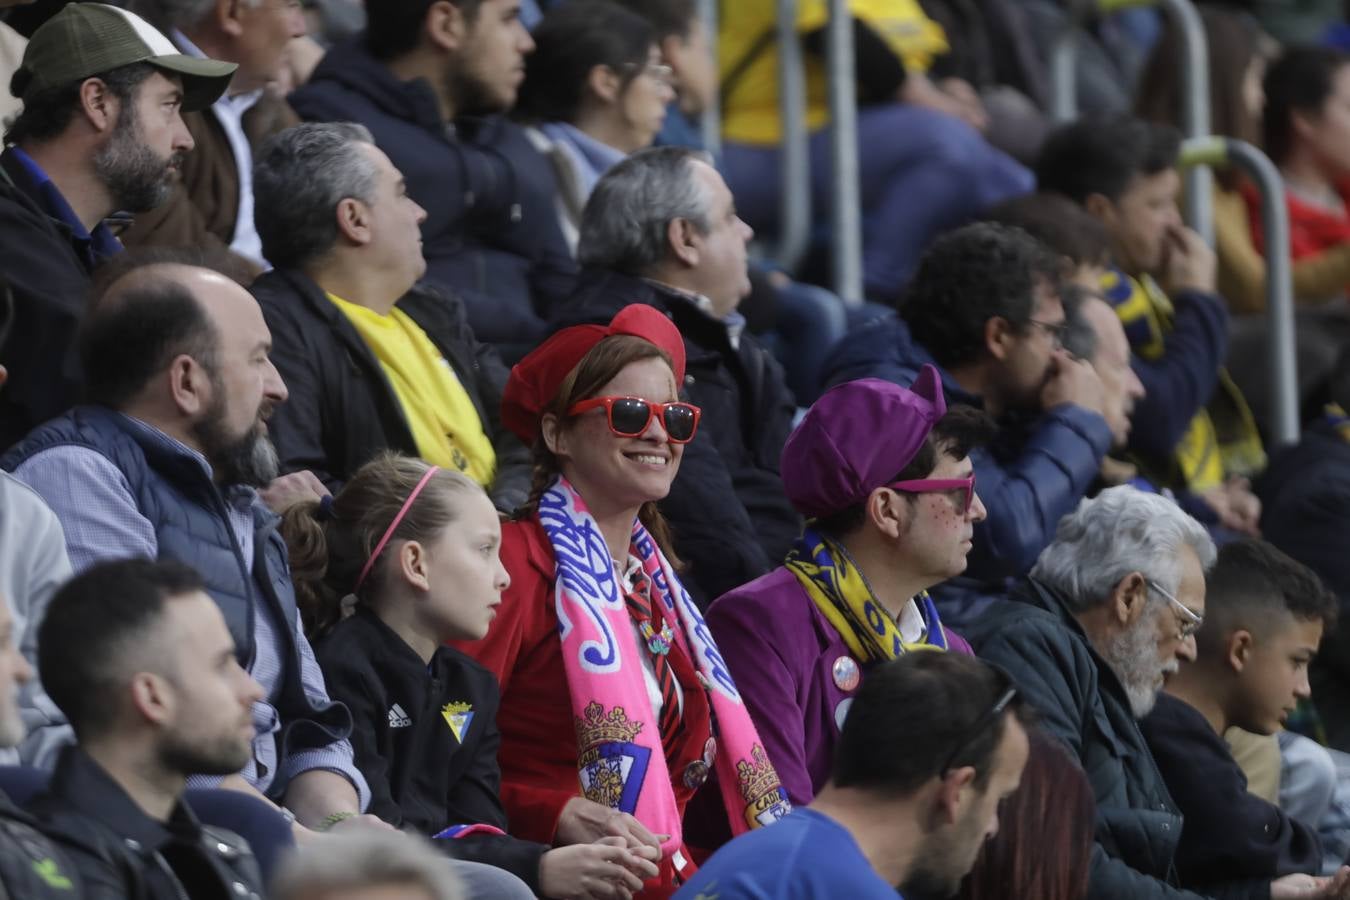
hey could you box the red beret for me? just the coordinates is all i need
[501,304,687,443]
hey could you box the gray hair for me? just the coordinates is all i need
[271,830,464,900]
[128,0,261,31]
[1031,485,1216,612]
[577,145,714,275]
[253,122,380,270]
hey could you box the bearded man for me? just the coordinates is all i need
[2,258,384,839]
[970,485,1217,900]
[0,3,236,449]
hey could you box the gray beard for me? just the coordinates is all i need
[1100,616,1170,719]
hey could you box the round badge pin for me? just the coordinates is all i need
[834,698,855,732]
[832,655,861,692]
[683,760,710,790]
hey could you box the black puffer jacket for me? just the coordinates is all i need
[549,269,801,605]
[252,267,531,514]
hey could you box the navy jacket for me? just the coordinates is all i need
[969,579,1205,900]
[316,608,549,894]
[0,407,354,797]
[550,269,802,605]
[289,38,577,361]
[822,315,1112,581]
[251,268,531,513]
[1257,420,1350,751]
[1142,693,1320,897]
[0,149,114,451]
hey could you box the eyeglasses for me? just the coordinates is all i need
[1026,318,1068,348]
[623,60,675,84]
[567,396,702,443]
[940,683,1019,776]
[887,472,977,516]
[1147,579,1204,640]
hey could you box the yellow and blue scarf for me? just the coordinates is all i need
[785,527,949,664]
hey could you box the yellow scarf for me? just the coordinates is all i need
[785,528,949,663]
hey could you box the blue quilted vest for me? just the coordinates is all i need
[1,406,352,797]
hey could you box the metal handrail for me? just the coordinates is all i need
[698,0,721,159]
[825,0,864,305]
[1181,137,1298,447]
[775,0,811,274]
[1050,0,1213,245]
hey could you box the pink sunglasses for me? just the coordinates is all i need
[887,472,977,515]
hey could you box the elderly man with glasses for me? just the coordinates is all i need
[969,485,1227,900]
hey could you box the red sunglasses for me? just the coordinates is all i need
[887,472,977,515]
[567,396,702,443]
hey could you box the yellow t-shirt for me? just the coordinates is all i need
[720,0,949,144]
[327,293,497,486]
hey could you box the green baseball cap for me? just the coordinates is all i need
[11,3,237,112]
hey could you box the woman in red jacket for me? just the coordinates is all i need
[455,305,789,898]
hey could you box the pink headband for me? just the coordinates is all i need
[353,465,441,594]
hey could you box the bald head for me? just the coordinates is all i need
[1079,297,1144,448]
[81,262,223,410]
[80,258,287,485]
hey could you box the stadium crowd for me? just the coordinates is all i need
[4,0,1350,897]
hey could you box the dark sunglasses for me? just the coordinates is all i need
[887,472,977,515]
[940,683,1019,776]
[567,395,702,443]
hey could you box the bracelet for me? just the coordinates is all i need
[317,811,356,832]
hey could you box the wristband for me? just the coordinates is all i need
[317,811,356,832]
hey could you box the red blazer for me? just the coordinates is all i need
[453,516,714,898]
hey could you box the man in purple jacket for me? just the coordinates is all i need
[706,368,993,804]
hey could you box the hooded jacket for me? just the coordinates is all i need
[288,38,577,361]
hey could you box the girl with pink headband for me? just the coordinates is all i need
[280,453,656,898]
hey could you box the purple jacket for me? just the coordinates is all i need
[706,567,972,805]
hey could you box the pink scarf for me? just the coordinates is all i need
[539,478,790,858]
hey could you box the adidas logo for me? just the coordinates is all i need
[388,703,412,729]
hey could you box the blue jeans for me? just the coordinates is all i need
[725,105,1033,304]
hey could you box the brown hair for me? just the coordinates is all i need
[280,453,483,638]
[522,333,683,565]
[957,729,1095,900]
[1135,7,1265,188]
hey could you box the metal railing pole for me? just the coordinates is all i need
[825,0,863,304]
[1050,29,1078,122]
[776,0,811,275]
[698,0,721,159]
[1182,137,1298,446]
[1049,0,1090,121]
[1047,0,1212,248]
[1162,0,1213,246]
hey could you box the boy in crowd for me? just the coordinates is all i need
[1142,539,1333,892]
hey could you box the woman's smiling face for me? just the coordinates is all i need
[551,355,685,514]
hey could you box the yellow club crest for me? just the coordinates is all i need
[442,701,473,743]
